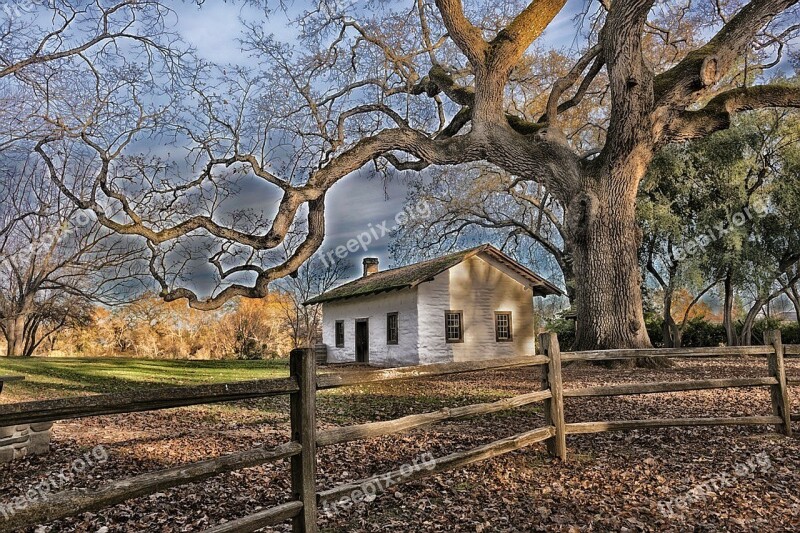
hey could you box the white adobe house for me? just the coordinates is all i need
[305,244,561,367]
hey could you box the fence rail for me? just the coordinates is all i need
[0,334,796,533]
[565,415,785,434]
[563,377,778,397]
[0,378,299,426]
[560,345,775,362]
[315,355,548,389]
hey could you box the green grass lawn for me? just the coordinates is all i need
[0,355,528,427]
[0,356,533,432]
[0,356,289,402]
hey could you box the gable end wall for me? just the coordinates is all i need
[416,255,536,364]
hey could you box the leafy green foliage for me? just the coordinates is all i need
[545,317,576,351]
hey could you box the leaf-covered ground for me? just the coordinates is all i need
[1,356,799,532]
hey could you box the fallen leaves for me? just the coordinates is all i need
[0,356,798,532]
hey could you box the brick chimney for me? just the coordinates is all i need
[363,257,379,277]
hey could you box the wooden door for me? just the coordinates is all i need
[355,319,369,363]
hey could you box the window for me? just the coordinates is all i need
[495,312,513,342]
[386,313,399,345]
[335,320,345,348]
[445,311,463,343]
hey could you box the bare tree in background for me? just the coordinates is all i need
[24,0,800,350]
[0,160,144,357]
[0,1,182,356]
[0,1,181,78]
[276,255,351,349]
[390,164,571,300]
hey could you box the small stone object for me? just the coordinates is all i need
[0,423,54,463]
[0,447,14,463]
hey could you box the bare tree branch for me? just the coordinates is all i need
[662,83,800,142]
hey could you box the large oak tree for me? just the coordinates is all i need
[27,0,800,350]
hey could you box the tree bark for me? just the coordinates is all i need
[4,315,28,357]
[723,271,739,346]
[568,0,655,354]
[568,183,651,352]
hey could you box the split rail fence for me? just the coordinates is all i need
[0,331,796,533]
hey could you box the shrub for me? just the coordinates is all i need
[753,318,800,345]
[680,317,727,347]
[645,313,664,347]
[545,317,576,351]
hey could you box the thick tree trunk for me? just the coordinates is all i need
[4,316,28,357]
[568,184,651,352]
[568,181,671,367]
[562,0,661,362]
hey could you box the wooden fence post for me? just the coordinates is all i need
[290,348,318,532]
[539,333,567,460]
[764,330,792,437]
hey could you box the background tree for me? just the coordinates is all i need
[275,255,351,349]
[52,294,295,359]
[639,122,750,348]
[642,107,800,345]
[0,1,180,80]
[0,162,143,357]
[213,295,295,359]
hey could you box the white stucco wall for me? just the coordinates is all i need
[321,288,419,366]
[416,255,537,364]
[321,253,537,367]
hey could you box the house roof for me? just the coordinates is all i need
[304,244,563,305]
